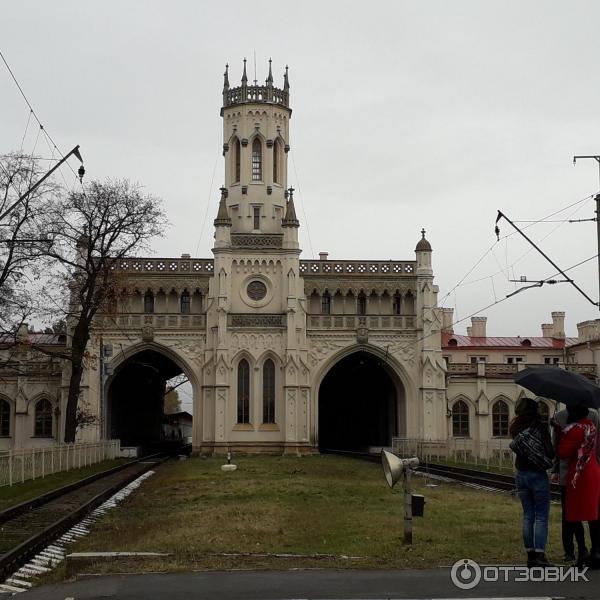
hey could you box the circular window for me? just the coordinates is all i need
[247,280,267,301]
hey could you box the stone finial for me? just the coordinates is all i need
[266,58,273,85]
[223,63,229,91]
[283,65,290,91]
[241,58,248,84]
[415,228,432,252]
[213,186,232,227]
[282,187,299,228]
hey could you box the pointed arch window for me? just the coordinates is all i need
[234,137,241,183]
[452,400,469,437]
[392,293,402,315]
[492,400,509,437]
[34,398,53,437]
[180,290,191,314]
[252,138,262,181]
[263,359,276,424]
[0,399,10,436]
[144,291,154,314]
[273,138,281,184]
[237,359,250,424]
[321,291,331,315]
[357,292,367,316]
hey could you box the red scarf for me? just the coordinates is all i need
[562,420,596,489]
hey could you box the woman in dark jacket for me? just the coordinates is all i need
[510,397,555,568]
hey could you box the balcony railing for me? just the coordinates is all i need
[95,313,206,330]
[110,258,214,274]
[447,362,597,378]
[307,314,415,330]
[300,260,416,277]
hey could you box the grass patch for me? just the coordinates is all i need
[55,454,563,576]
[0,459,130,511]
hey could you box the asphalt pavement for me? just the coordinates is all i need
[10,568,599,600]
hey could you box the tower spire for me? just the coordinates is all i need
[266,58,273,84]
[241,58,248,84]
[282,186,299,227]
[283,65,289,91]
[223,63,229,90]
[214,186,232,227]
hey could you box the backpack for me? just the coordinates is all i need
[509,425,553,470]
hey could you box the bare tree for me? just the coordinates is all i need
[42,179,167,442]
[0,153,59,333]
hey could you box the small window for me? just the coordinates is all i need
[452,400,469,437]
[180,291,191,314]
[273,139,280,184]
[144,291,154,314]
[252,138,262,181]
[0,399,10,436]
[234,137,241,183]
[237,359,250,424]
[357,293,367,316]
[392,293,401,315]
[544,357,560,365]
[253,206,261,230]
[321,292,331,315]
[492,400,509,437]
[470,356,487,364]
[506,356,525,364]
[263,359,276,424]
[34,399,53,437]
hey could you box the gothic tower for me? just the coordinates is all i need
[201,60,310,454]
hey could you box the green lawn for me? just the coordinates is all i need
[0,459,129,511]
[53,454,563,577]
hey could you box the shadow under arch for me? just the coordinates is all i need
[315,344,409,452]
[106,342,198,447]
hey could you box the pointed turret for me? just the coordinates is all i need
[241,58,248,84]
[266,58,273,84]
[283,65,289,91]
[282,187,299,228]
[214,187,232,227]
[222,64,230,105]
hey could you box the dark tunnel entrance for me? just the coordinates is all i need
[107,349,191,447]
[318,351,399,452]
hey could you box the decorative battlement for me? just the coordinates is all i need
[300,260,417,276]
[221,59,290,112]
[223,85,289,109]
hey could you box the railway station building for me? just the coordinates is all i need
[1,62,599,455]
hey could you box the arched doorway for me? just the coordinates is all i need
[107,349,193,448]
[318,351,400,452]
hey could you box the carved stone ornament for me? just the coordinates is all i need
[247,280,267,301]
[231,233,283,249]
[141,325,154,342]
[229,314,285,328]
[356,326,369,344]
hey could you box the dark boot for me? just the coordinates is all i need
[576,547,589,569]
[527,551,537,568]
[531,552,553,568]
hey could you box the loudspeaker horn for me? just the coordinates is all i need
[381,449,403,488]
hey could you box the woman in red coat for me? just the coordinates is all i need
[558,404,600,556]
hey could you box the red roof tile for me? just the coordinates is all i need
[442,332,577,350]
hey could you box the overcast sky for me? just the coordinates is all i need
[4,0,600,341]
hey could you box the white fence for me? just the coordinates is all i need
[0,440,121,487]
[392,437,515,472]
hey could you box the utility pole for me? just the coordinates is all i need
[573,155,600,311]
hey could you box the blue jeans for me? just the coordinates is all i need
[516,470,550,552]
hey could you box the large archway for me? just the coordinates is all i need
[107,348,193,448]
[318,351,400,452]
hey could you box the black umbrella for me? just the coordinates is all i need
[513,367,600,409]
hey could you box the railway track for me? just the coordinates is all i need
[0,446,184,585]
[321,448,561,500]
